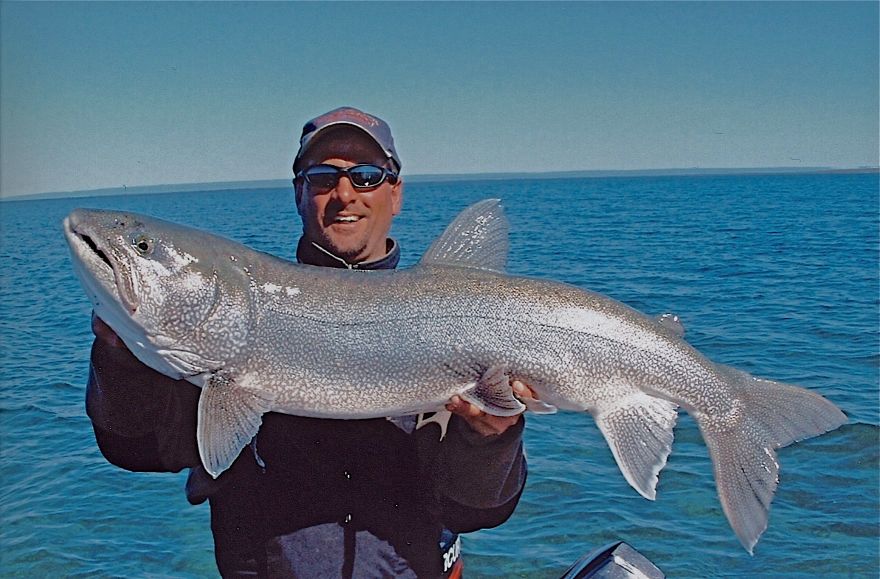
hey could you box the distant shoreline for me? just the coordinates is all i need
[2,165,877,202]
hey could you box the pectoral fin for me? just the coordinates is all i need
[459,364,526,417]
[593,391,679,500]
[197,373,275,478]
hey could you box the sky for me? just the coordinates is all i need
[1,1,877,199]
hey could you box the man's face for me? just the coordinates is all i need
[295,127,403,263]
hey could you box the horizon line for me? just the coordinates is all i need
[2,165,877,202]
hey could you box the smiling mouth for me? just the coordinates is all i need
[333,215,362,224]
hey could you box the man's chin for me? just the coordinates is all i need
[320,237,366,262]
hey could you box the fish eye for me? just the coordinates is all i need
[132,234,154,255]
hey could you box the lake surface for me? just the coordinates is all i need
[1,172,877,577]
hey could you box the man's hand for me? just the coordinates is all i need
[446,380,538,437]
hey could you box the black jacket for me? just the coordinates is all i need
[86,237,527,578]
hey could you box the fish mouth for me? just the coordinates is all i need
[63,214,115,278]
[78,230,114,270]
[63,211,139,314]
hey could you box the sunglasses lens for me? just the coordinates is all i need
[348,166,386,188]
[303,164,395,190]
[304,165,340,189]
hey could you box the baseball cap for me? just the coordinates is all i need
[293,107,401,174]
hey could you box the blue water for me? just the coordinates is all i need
[1,173,877,577]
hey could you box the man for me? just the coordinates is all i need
[86,107,531,578]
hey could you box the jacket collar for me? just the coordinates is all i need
[296,237,400,270]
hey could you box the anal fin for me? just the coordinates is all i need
[197,373,275,479]
[594,391,678,500]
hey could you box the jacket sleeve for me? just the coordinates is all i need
[86,335,200,473]
[420,414,527,533]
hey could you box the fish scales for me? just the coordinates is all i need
[63,198,847,555]
[248,264,714,416]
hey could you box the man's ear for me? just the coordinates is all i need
[293,178,305,214]
[391,178,403,216]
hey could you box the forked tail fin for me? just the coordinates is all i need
[697,365,847,554]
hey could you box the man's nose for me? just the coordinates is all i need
[331,175,357,203]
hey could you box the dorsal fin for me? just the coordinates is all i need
[418,198,509,272]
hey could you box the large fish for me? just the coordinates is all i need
[63,199,846,553]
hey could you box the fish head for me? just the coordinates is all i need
[64,209,252,382]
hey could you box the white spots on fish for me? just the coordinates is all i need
[135,246,202,305]
[180,271,209,292]
[179,250,199,266]
[551,306,665,355]
[161,245,199,269]
[257,282,301,298]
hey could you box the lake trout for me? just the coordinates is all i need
[63,199,846,554]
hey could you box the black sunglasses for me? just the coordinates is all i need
[297,164,398,191]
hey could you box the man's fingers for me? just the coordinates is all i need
[445,395,463,413]
[446,396,486,418]
[446,396,524,437]
[512,380,539,400]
